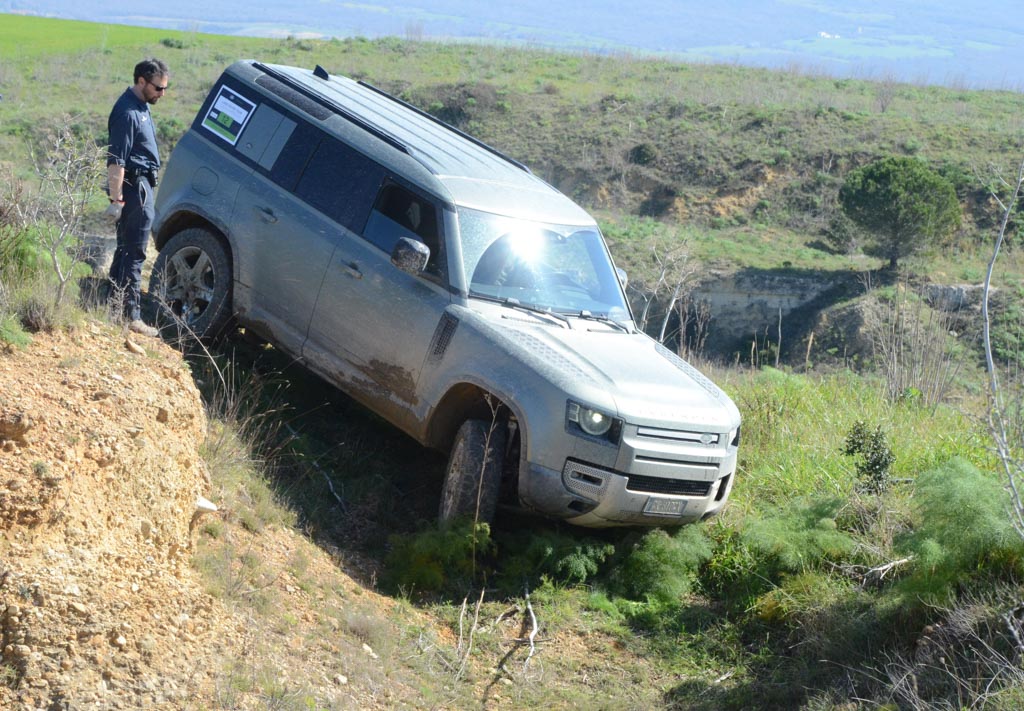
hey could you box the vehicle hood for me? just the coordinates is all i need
[486,314,740,429]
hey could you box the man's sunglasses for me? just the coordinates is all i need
[146,79,168,92]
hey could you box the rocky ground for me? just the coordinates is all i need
[0,322,445,709]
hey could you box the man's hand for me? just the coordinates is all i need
[104,201,123,223]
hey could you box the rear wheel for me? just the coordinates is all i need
[439,418,507,527]
[149,228,233,340]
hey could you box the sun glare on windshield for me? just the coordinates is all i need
[507,230,547,263]
[458,207,631,320]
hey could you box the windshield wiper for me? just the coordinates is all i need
[573,310,633,333]
[470,292,571,328]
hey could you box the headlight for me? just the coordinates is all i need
[578,407,612,436]
[567,401,621,442]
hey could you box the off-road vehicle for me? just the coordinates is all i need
[151,60,741,527]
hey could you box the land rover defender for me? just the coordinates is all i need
[150,60,741,527]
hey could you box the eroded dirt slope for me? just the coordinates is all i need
[1,322,214,708]
[0,323,428,709]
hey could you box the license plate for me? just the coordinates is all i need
[644,498,687,516]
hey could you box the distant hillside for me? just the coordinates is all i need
[9,0,1024,88]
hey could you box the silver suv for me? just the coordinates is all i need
[151,61,741,527]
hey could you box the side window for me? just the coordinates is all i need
[264,120,319,191]
[363,184,443,277]
[293,137,385,233]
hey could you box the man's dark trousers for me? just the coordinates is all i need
[108,174,154,322]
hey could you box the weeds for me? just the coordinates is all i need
[866,278,967,409]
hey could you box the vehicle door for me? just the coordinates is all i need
[303,181,452,431]
[230,111,380,353]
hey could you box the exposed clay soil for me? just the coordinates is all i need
[0,323,440,709]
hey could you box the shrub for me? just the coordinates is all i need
[0,314,31,348]
[383,521,493,595]
[159,37,189,49]
[497,530,615,590]
[824,211,860,254]
[628,142,658,166]
[895,458,1024,606]
[741,497,858,577]
[700,522,763,606]
[842,420,896,493]
[609,527,712,607]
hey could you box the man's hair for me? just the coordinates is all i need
[134,58,169,83]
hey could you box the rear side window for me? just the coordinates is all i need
[293,136,386,233]
[265,121,318,191]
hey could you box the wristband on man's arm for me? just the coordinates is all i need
[109,198,125,204]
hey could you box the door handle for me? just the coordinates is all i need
[342,261,363,279]
[254,206,278,224]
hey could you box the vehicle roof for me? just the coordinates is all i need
[237,61,595,226]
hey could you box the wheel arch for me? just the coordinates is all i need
[425,382,523,454]
[154,208,233,258]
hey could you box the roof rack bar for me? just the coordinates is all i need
[253,62,411,157]
[356,80,533,175]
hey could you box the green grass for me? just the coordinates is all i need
[0,15,181,58]
[726,367,993,508]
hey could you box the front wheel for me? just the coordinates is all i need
[439,419,507,528]
[149,227,233,340]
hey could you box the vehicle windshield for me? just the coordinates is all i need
[457,207,631,320]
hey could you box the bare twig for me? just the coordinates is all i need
[22,115,105,306]
[1003,602,1024,656]
[981,156,1024,540]
[861,556,912,589]
[455,588,485,680]
[523,583,539,671]
[456,595,468,654]
[282,422,346,509]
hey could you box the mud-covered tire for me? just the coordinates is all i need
[149,228,233,340]
[439,419,507,527]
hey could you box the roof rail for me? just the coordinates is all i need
[356,80,533,175]
[252,62,410,157]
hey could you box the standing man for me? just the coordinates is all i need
[105,58,169,337]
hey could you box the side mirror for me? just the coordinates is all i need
[391,236,430,275]
[616,267,628,289]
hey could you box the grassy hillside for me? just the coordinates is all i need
[3,15,1024,709]
[3,13,1024,282]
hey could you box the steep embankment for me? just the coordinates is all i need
[0,323,443,709]
[0,323,217,706]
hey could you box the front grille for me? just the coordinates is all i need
[637,426,719,445]
[626,474,711,497]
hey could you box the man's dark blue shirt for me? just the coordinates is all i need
[107,88,160,172]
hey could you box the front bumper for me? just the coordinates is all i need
[561,457,734,526]
[521,421,738,527]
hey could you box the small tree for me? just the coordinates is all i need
[625,241,695,342]
[839,156,961,269]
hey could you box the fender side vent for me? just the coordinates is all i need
[427,313,459,364]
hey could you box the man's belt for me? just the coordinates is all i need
[126,167,159,187]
